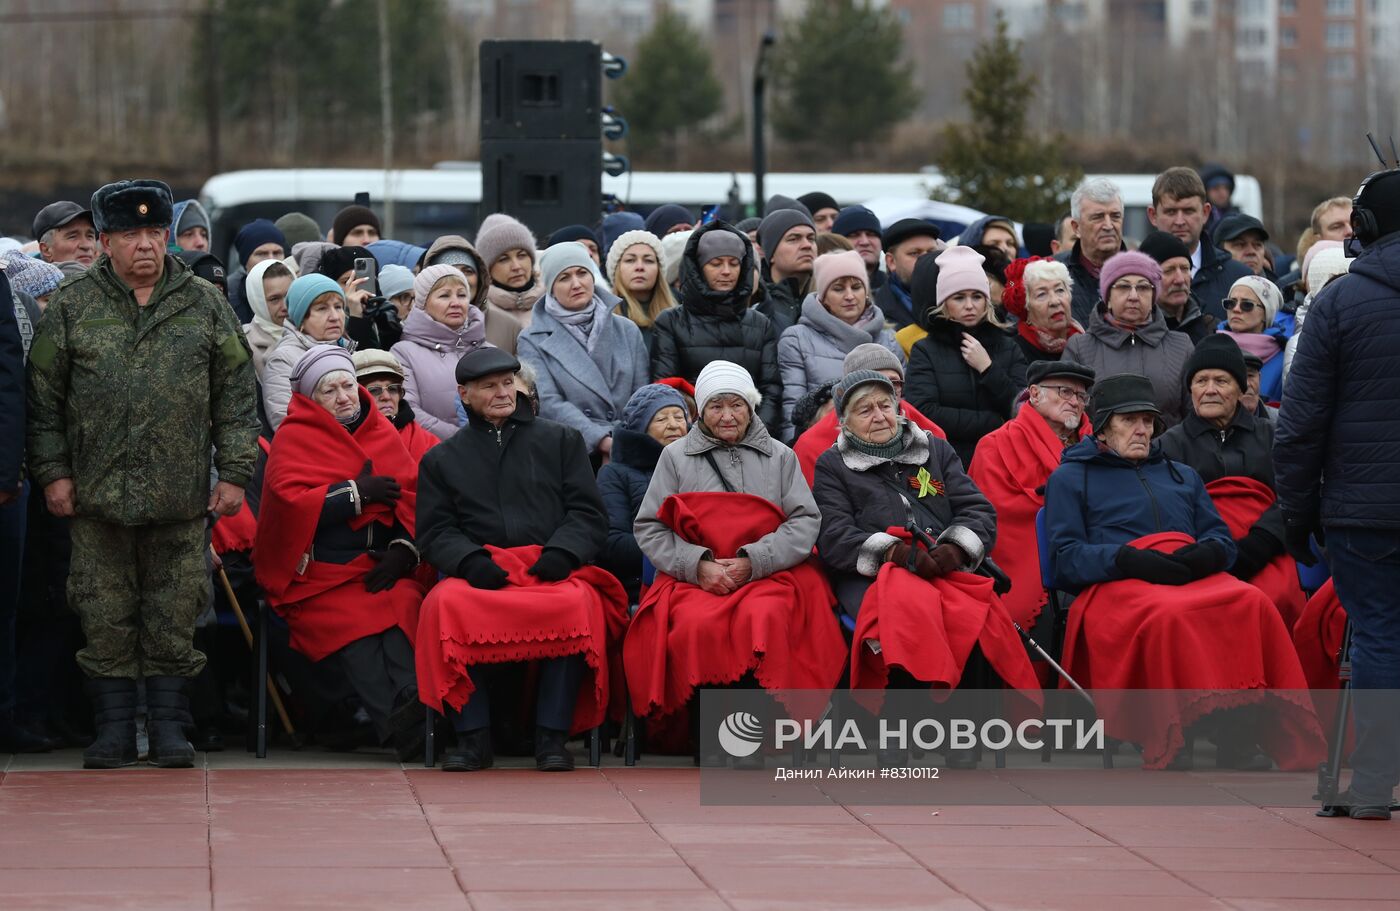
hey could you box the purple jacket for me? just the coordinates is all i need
[390,306,491,440]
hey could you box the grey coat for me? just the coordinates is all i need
[1062,305,1193,426]
[517,294,650,452]
[262,324,356,432]
[634,417,820,584]
[777,293,903,437]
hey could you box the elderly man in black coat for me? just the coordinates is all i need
[416,347,610,772]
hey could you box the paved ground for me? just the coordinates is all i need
[3,748,1400,910]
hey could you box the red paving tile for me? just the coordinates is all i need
[2,761,1398,909]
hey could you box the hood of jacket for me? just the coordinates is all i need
[611,426,667,473]
[399,304,487,353]
[797,292,885,347]
[957,214,1015,248]
[367,238,428,269]
[1347,231,1400,294]
[424,235,489,307]
[1084,301,1172,349]
[677,222,755,319]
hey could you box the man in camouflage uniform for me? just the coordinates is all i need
[26,179,258,769]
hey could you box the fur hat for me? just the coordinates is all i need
[90,179,173,234]
[474,213,537,271]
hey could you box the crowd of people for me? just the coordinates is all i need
[1,163,1397,819]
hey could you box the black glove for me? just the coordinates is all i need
[1229,527,1282,580]
[354,459,401,506]
[364,545,417,593]
[528,548,576,583]
[1283,512,1321,566]
[1169,541,1228,581]
[459,551,509,590]
[1115,545,1193,586]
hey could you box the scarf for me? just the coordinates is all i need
[1101,310,1149,334]
[1016,316,1082,354]
[545,293,610,354]
[1078,250,1104,280]
[1218,329,1284,363]
[841,418,911,462]
[885,274,915,322]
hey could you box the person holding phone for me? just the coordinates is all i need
[318,247,399,350]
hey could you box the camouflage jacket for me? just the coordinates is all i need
[26,254,258,525]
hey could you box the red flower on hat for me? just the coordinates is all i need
[1002,256,1051,321]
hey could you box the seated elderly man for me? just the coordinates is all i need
[812,371,1040,716]
[624,360,847,733]
[793,343,946,486]
[352,349,439,461]
[415,347,627,773]
[968,360,1095,629]
[1158,336,1304,627]
[255,345,429,761]
[1045,373,1324,771]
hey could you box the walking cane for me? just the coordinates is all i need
[210,550,296,738]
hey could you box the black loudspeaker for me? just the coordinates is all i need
[480,40,602,141]
[481,139,602,237]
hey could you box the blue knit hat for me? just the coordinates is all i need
[620,383,689,434]
[2,252,64,300]
[831,205,882,238]
[286,273,345,329]
[234,219,288,266]
[601,211,646,262]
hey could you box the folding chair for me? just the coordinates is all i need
[616,558,658,767]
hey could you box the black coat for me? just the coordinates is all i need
[416,395,607,576]
[1056,239,1125,327]
[1192,241,1253,321]
[1164,294,1219,347]
[874,274,917,330]
[650,222,783,435]
[1158,405,1285,544]
[595,427,663,600]
[905,318,1028,467]
[757,273,804,335]
[0,271,24,490]
[1276,232,1400,529]
[813,429,996,617]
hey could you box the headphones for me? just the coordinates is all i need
[1351,168,1400,246]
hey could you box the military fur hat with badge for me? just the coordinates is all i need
[89,179,174,235]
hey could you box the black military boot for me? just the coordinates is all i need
[82,678,139,770]
[145,676,196,768]
[535,726,575,772]
[442,728,492,772]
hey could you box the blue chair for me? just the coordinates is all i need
[1296,536,1330,595]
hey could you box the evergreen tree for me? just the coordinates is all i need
[611,5,724,161]
[770,0,918,147]
[932,13,1082,222]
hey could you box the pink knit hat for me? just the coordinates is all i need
[414,263,468,309]
[934,245,989,304]
[1098,250,1162,302]
[812,250,867,301]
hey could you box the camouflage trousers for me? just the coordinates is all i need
[69,518,207,680]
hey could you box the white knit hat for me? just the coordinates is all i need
[660,230,693,287]
[1304,246,1350,301]
[694,360,761,414]
[605,229,665,284]
[1228,275,1284,327]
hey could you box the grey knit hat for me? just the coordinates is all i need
[474,213,538,270]
[842,343,904,379]
[758,207,815,260]
[696,229,747,266]
[833,369,896,418]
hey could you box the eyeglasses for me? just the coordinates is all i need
[1222,298,1258,313]
[889,379,905,394]
[1109,281,1155,297]
[1041,384,1090,403]
[365,384,404,396]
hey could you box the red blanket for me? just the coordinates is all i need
[850,528,1043,713]
[211,437,272,555]
[399,419,439,462]
[254,391,425,661]
[1293,579,1346,691]
[1205,477,1306,629]
[415,545,628,735]
[623,491,847,718]
[1061,531,1325,770]
[968,404,1088,627]
[795,403,946,487]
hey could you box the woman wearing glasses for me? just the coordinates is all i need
[1002,257,1084,365]
[352,350,439,462]
[1219,276,1288,403]
[1063,250,1194,426]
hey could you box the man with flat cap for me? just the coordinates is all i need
[876,219,942,330]
[968,359,1095,629]
[33,200,98,268]
[415,346,624,773]
[26,178,259,769]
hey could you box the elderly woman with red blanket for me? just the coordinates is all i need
[967,360,1095,629]
[254,345,428,761]
[812,370,1041,763]
[624,360,847,731]
[1044,373,1324,771]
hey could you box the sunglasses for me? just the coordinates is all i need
[365,384,404,396]
[1222,298,1258,313]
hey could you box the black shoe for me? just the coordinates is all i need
[192,726,226,753]
[82,678,139,770]
[388,689,425,762]
[1215,743,1273,771]
[145,677,196,768]
[1332,790,1394,820]
[941,748,978,770]
[0,717,55,753]
[535,726,575,772]
[442,728,492,772]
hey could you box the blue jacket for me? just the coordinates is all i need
[1044,437,1235,593]
[596,427,663,600]
[1275,232,1400,529]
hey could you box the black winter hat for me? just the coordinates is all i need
[1183,334,1247,392]
[909,249,941,330]
[331,205,381,244]
[318,246,376,282]
[1215,213,1269,244]
[1022,222,1055,258]
[1090,373,1161,435]
[90,179,173,234]
[798,191,839,215]
[882,218,941,250]
[175,250,228,297]
[1355,170,1400,240]
[455,346,521,384]
[1138,229,1192,265]
[1027,360,1095,389]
